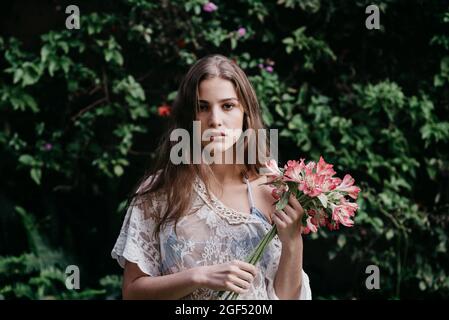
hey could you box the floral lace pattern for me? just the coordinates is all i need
[111,176,312,300]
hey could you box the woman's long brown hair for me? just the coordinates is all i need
[129,54,270,237]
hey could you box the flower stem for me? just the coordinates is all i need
[223,225,278,300]
[249,226,277,265]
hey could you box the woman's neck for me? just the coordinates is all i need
[209,164,245,185]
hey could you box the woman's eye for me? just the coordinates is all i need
[223,104,234,110]
[199,104,208,111]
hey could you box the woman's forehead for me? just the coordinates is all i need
[198,77,237,98]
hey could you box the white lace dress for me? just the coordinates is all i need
[111,176,312,300]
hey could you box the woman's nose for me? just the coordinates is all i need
[208,105,223,127]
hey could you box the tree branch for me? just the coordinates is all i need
[71,97,108,122]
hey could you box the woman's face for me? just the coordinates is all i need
[196,77,244,159]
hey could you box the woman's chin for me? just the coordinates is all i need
[202,143,235,163]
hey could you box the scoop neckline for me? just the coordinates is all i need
[202,180,252,217]
[194,176,272,224]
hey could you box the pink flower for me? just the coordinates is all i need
[203,2,218,12]
[330,198,358,227]
[265,66,273,73]
[305,160,316,171]
[237,27,246,37]
[340,197,358,215]
[270,183,289,200]
[271,188,281,200]
[307,216,318,233]
[320,176,341,193]
[327,221,340,231]
[258,63,264,69]
[298,167,324,197]
[335,174,361,199]
[316,156,336,177]
[43,143,53,151]
[309,208,328,227]
[283,159,305,183]
[264,159,282,178]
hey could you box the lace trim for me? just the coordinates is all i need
[193,177,260,225]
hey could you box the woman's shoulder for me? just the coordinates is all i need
[136,170,163,193]
[131,170,168,216]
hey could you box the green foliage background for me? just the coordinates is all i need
[0,0,448,299]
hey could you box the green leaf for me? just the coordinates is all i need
[40,45,51,62]
[337,234,346,248]
[23,94,39,113]
[60,41,69,54]
[317,193,328,208]
[419,281,426,291]
[385,229,394,240]
[276,191,290,210]
[30,168,41,185]
[19,154,34,166]
[13,69,23,84]
[113,51,124,66]
[230,37,237,50]
[194,5,200,15]
[113,165,124,177]
[48,60,58,77]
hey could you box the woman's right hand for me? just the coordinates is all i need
[194,260,257,294]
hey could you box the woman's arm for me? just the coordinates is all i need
[273,236,303,299]
[122,260,201,299]
[122,259,257,300]
[271,194,306,299]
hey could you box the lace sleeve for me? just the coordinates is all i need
[266,269,312,300]
[111,203,161,276]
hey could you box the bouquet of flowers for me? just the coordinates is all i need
[221,156,361,300]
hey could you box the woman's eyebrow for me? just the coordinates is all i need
[199,98,239,103]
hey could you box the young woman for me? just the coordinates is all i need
[111,54,312,300]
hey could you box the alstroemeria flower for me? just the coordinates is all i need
[283,159,305,183]
[265,159,282,178]
[335,174,361,199]
[306,216,318,233]
[298,167,324,197]
[270,183,289,200]
[316,156,336,177]
[309,208,328,227]
[319,176,338,193]
[330,198,358,227]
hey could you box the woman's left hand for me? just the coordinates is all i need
[272,194,305,245]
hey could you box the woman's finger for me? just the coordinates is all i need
[234,268,255,284]
[283,204,299,220]
[290,195,304,212]
[277,209,293,224]
[233,260,257,278]
[273,211,287,228]
[228,274,251,290]
[227,282,249,295]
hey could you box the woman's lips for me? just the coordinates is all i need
[209,132,226,141]
[210,135,224,141]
